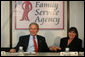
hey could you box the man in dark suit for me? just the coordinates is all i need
[10,22,49,52]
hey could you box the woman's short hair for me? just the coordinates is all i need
[68,27,79,38]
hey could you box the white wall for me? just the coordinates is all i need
[1,1,10,47]
[70,1,84,47]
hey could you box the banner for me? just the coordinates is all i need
[15,1,64,29]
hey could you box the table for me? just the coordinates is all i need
[1,52,84,56]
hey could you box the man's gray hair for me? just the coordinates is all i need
[29,22,39,29]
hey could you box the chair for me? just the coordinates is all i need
[53,36,62,47]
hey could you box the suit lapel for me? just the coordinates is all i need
[67,38,76,47]
[24,35,30,51]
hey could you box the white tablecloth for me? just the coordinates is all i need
[1,52,84,56]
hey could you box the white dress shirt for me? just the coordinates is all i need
[26,35,38,52]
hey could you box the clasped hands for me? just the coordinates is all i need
[49,46,61,51]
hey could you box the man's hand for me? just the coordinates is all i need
[10,49,16,53]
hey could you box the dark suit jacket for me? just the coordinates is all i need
[60,37,82,51]
[15,35,49,52]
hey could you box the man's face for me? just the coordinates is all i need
[29,24,39,36]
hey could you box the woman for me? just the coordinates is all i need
[60,27,82,51]
[50,27,82,52]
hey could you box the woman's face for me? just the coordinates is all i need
[68,31,77,39]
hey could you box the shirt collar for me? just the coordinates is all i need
[30,34,37,39]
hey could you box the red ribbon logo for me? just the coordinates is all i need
[20,1,32,21]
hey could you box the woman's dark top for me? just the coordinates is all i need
[60,37,82,51]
